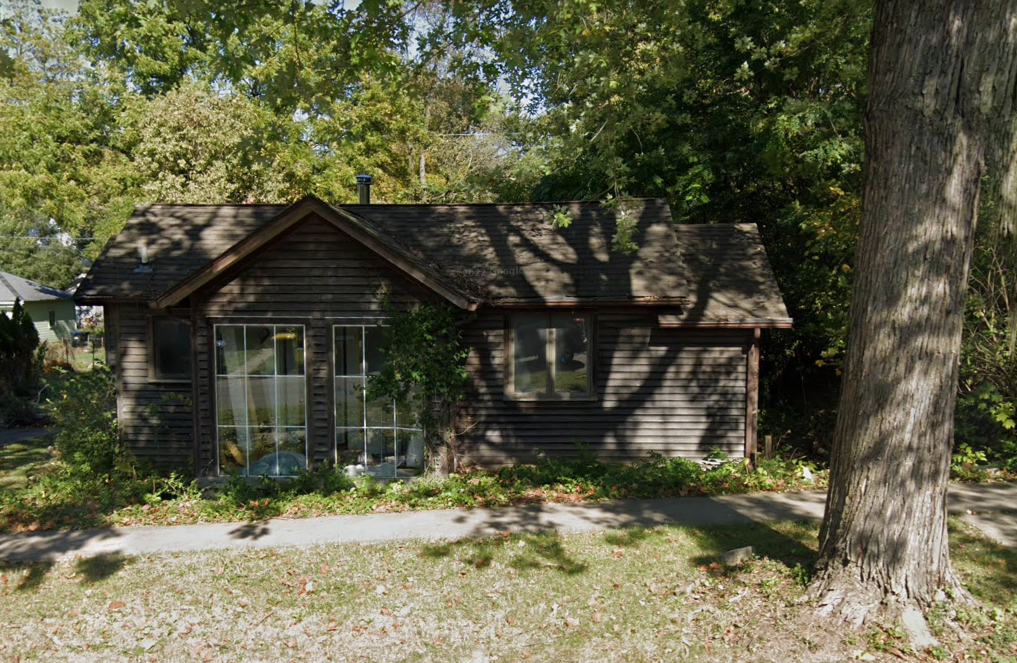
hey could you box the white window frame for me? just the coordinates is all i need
[214,323,308,477]
[333,324,424,478]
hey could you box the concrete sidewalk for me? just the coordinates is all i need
[0,483,1012,562]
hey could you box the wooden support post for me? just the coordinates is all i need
[764,434,773,461]
[745,328,761,464]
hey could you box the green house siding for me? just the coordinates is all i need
[12,301,76,343]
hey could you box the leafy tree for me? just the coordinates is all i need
[0,299,41,399]
[811,0,1017,637]
[0,204,82,289]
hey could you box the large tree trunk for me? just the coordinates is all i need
[811,0,1017,630]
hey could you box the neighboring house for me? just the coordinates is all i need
[74,191,790,478]
[0,271,76,344]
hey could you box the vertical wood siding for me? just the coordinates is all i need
[458,310,750,466]
[112,303,194,469]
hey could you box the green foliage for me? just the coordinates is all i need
[0,446,827,532]
[0,299,41,399]
[46,362,124,481]
[368,302,471,468]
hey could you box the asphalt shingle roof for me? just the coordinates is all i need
[75,198,789,324]
[0,271,73,306]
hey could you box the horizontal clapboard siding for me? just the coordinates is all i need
[112,303,194,470]
[114,214,754,475]
[457,311,750,465]
[193,217,435,473]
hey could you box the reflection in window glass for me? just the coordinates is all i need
[334,325,423,478]
[512,315,547,395]
[510,313,591,398]
[215,324,307,477]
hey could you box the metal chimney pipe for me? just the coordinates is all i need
[356,174,372,204]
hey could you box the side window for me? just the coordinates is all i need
[507,312,592,399]
[151,316,192,381]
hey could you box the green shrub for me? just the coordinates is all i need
[0,300,42,400]
[46,363,126,482]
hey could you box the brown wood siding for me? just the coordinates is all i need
[193,216,435,473]
[175,214,753,474]
[113,303,194,469]
[458,310,750,466]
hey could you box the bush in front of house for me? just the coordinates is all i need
[46,362,128,482]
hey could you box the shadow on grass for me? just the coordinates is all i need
[0,436,58,491]
[422,531,588,575]
[14,561,54,591]
[76,552,131,584]
[950,519,1017,607]
[686,521,819,577]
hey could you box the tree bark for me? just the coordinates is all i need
[811,0,1017,628]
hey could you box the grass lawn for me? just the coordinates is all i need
[0,436,58,491]
[1,520,1015,662]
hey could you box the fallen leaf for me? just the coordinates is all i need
[109,601,126,611]
[566,617,579,627]
[592,612,602,623]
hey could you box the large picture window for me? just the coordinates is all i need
[334,325,424,478]
[215,324,306,477]
[507,313,592,399]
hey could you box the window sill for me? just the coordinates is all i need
[148,377,193,385]
[503,393,598,403]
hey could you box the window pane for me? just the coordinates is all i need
[153,317,191,379]
[512,315,547,395]
[247,376,275,427]
[365,428,395,467]
[335,377,364,427]
[248,429,276,469]
[553,315,590,396]
[395,395,418,428]
[216,377,248,427]
[334,326,363,376]
[364,325,386,374]
[218,426,250,474]
[365,394,392,428]
[245,326,275,375]
[275,326,305,375]
[398,429,424,471]
[277,429,307,461]
[215,326,245,376]
[277,376,306,426]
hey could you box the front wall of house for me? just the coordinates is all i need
[458,310,750,465]
[108,302,194,469]
[113,213,751,475]
[192,215,435,474]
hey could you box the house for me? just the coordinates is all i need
[74,188,791,478]
[0,270,76,344]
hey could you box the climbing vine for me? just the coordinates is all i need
[368,301,471,474]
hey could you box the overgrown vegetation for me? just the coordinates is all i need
[369,302,471,474]
[1,420,828,533]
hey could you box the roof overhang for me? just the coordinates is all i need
[657,314,793,329]
[153,196,478,310]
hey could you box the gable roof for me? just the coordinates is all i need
[0,271,73,306]
[154,197,476,310]
[74,197,790,325]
